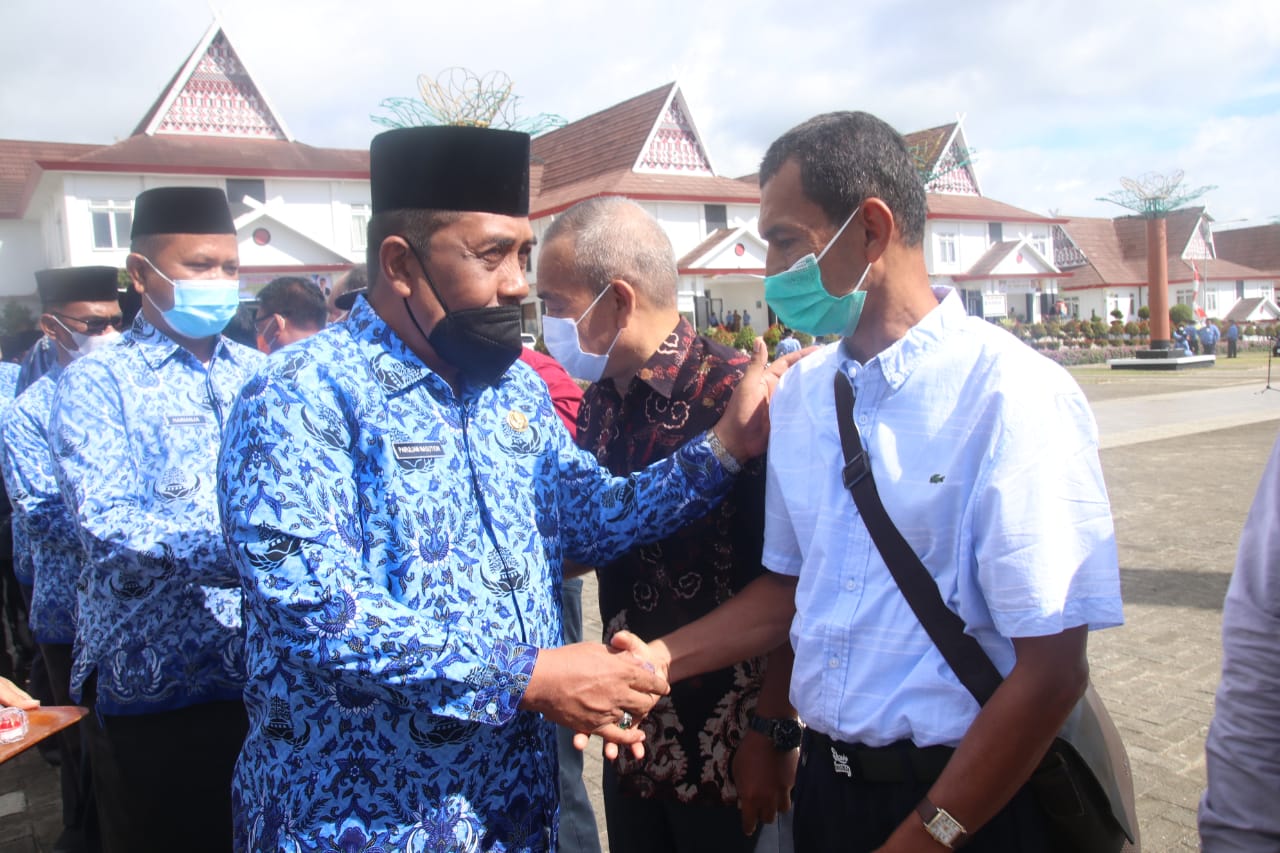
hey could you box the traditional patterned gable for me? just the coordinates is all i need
[634,89,713,176]
[905,122,979,196]
[134,24,290,141]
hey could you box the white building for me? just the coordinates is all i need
[0,22,369,308]
[1056,208,1278,322]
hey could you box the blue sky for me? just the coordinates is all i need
[2,0,1276,224]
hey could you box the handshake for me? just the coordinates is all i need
[519,631,670,760]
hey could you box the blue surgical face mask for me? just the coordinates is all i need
[49,315,122,360]
[140,256,241,340]
[764,204,871,337]
[541,285,621,383]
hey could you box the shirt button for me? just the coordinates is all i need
[485,702,497,715]
[828,657,839,669]
[859,415,869,426]
[845,579,856,591]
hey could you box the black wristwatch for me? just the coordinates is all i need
[748,715,803,750]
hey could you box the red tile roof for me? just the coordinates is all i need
[1214,224,1280,276]
[903,123,955,175]
[40,134,368,179]
[531,83,673,193]
[1059,209,1272,291]
[0,139,102,217]
[927,194,1059,223]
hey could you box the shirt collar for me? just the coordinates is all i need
[129,313,256,372]
[616,317,695,400]
[840,286,963,391]
[344,296,453,399]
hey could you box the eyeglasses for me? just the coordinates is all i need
[50,312,123,335]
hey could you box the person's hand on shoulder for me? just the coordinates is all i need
[712,338,815,463]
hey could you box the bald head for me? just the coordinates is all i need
[542,197,677,309]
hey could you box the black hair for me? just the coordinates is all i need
[256,276,327,330]
[760,111,928,247]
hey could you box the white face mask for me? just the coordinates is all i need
[541,285,621,383]
[49,316,122,360]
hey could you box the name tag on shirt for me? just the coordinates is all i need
[393,441,444,461]
[167,415,208,427]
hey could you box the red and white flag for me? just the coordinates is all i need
[1191,261,1207,319]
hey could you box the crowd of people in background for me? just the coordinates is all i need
[0,109,1271,853]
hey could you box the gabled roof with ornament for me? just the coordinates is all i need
[529,82,759,217]
[953,237,1063,281]
[1214,224,1280,276]
[1059,208,1271,291]
[133,21,292,141]
[0,139,102,218]
[38,135,368,179]
[676,226,767,274]
[903,120,981,196]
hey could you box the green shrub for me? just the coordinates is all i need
[1124,322,1140,336]
[1170,303,1194,325]
[704,326,735,347]
[1138,305,1151,320]
[1110,308,1124,320]
[733,326,757,351]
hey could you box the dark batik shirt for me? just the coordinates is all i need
[578,317,767,805]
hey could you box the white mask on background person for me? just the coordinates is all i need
[541,285,621,383]
[49,315,122,359]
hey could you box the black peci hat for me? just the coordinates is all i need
[334,288,365,311]
[370,126,530,216]
[130,187,236,239]
[34,266,121,307]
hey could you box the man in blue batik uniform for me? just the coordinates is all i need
[49,187,263,853]
[2,265,122,853]
[217,125,778,852]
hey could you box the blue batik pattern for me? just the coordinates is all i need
[2,364,82,643]
[0,361,19,403]
[49,315,263,714]
[218,298,733,852]
[1,360,28,589]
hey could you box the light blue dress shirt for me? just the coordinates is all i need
[217,298,734,852]
[1200,431,1280,851]
[2,364,81,644]
[763,287,1123,748]
[49,315,263,715]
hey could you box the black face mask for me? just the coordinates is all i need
[402,240,524,388]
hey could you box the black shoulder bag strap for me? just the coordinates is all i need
[833,370,1003,704]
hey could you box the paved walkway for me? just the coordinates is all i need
[2,358,1277,851]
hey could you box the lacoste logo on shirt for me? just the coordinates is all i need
[930,473,945,484]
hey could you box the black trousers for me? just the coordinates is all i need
[81,678,247,853]
[42,643,96,846]
[602,761,759,853]
[792,732,1051,852]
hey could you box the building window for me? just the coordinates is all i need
[89,201,133,250]
[1031,235,1049,257]
[937,232,957,264]
[1175,289,1195,306]
[226,178,266,217]
[704,204,727,233]
[1237,280,1245,299]
[350,204,370,251]
[988,222,1003,243]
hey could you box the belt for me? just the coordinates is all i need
[803,730,954,784]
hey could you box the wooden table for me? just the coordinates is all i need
[0,706,88,764]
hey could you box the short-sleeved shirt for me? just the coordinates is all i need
[49,315,263,714]
[2,364,82,644]
[764,287,1123,748]
[218,297,735,851]
[577,318,767,805]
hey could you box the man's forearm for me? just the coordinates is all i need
[650,571,797,683]
[880,627,1089,850]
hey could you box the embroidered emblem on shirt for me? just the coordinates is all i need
[930,473,945,484]
[166,414,207,426]
[506,410,529,432]
[392,441,445,461]
[831,748,852,778]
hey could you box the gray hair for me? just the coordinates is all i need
[542,197,677,309]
